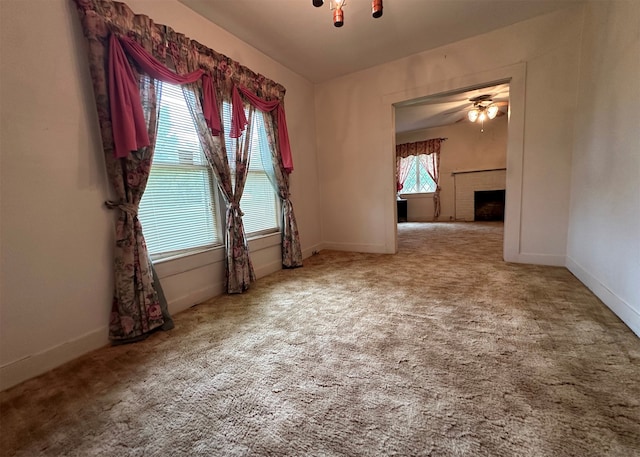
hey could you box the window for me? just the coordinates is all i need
[139,82,279,259]
[139,82,220,258]
[400,155,436,193]
[222,103,279,237]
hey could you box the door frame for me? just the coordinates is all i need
[383,63,526,262]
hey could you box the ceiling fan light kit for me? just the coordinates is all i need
[467,95,500,132]
[313,0,383,27]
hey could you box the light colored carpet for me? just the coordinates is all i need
[1,222,639,457]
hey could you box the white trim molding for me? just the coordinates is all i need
[567,256,640,338]
[383,63,528,264]
[1,327,110,391]
[322,241,387,254]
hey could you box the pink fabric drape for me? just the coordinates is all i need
[108,34,150,158]
[109,34,221,158]
[201,74,221,136]
[229,85,248,139]
[112,35,294,171]
[118,35,204,83]
[234,86,294,173]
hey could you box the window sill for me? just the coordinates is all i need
[399,192,435,199]
[153,231,281,279]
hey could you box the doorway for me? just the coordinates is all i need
[394,82,509,226]
[382,64,527,261]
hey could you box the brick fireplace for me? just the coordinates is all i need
[453,168,506,221]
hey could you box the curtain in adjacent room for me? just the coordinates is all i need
[396,156,413,192]
[419,153,441,218]
[396,138,445,220]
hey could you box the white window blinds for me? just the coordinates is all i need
[139,82,220,258]
[222,103,279,236]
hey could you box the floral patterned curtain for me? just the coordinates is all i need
[170,38,256,293]
[395,138,445,158]
[419,153,441,218]
[73,0,174,341]
[396,156,412,192]
[261,111,303,268]
[225,105,257,291]
[74,0,303,299]
[396,138,446,220]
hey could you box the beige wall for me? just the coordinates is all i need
[567,0,640,336]
[315,6,582,261]
[0,0,321,389]
[396,116,507,222]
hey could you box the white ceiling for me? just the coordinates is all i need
[179,0,581,84]
[178,0,578,132]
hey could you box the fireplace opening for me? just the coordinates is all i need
[474,189,505,221]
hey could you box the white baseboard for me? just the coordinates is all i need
[0,236,282,390]
[322,241,389,254]
[506,252,566,267]
[254,259,282,279]
[302,243,323,260]
[167,283,223,315]
[0,326,109,391]
[0,283,225,392]
[566,256,640,338]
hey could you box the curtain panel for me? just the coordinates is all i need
[73,0,304,331]
[73,0,177,341]
[396,157,412,192]
[395,138,446,220]
[395,138,445,159]
[233,86,302,268]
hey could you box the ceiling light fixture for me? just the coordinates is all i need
[313,0,383,27]
[467,96,499,133]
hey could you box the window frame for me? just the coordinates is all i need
[140,84,281,262]
[399,154,437,195]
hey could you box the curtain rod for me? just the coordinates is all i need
[451,167,506,176]
[396,137,448,146]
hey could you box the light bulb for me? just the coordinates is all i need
[468,109,479,122]
[478,112,486,122]
[487,104,499,119]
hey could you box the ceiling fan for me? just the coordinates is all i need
[467,94,507,131]
[468,94,501,121]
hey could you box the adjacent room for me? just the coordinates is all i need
[1,0,638,455]
[394,83,509,227]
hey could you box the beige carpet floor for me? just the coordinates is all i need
[1,222,639,457]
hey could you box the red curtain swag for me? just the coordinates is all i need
[229,84,248,139]
[109,34,293,173]
[109,35,209,157]
[201,74,221,136]
[233,86,294,173]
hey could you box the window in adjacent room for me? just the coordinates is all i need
[400,154,436,193]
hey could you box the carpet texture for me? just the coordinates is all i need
[1,222,639,457]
